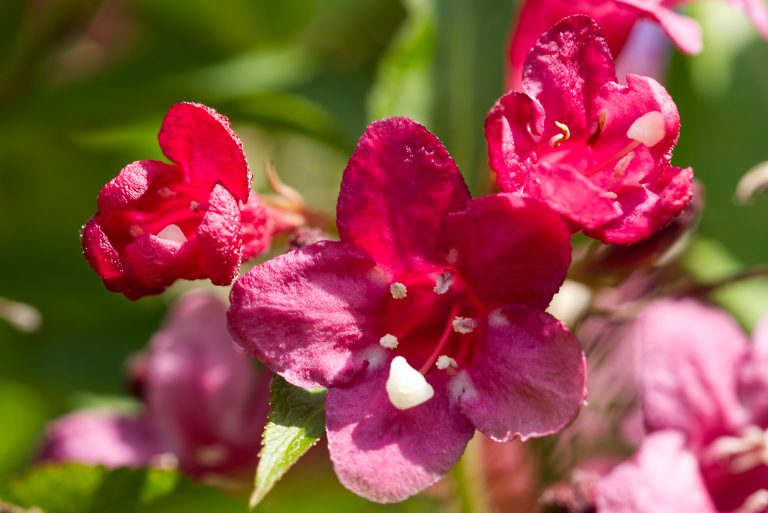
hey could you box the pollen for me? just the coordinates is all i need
[452,316,476,334]
[436,355,457,370]
[385,356,435,410]
[390,282,407,299]
[379,333,399,350]
[156,224,187,244]
[189,200,200,211]
[627,111,666,147]
[157,187,175,198]
[434,270,453,295]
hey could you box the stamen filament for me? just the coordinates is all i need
[419,304,461,375]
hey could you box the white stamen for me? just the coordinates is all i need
[436,355,457,370]
[452,316,476,334]
[613,151,635,176]
[157,187,175,198]
[434,270,453,295]
[189,200,200,211]
[156,224,187,244]
[129,225,144,237]
[379,333,399,350]
[390,282,407,299]
[626,111,666,147]
[386,356,434,410]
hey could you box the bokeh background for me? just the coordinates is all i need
[1,0,767,511]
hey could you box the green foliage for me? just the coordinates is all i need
[0,464,245,513]
[250,377,326,508]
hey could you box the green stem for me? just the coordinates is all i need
[452,435,490,513]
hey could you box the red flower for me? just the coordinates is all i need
[82,103,271,299]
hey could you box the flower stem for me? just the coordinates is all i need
[452,434,490,513]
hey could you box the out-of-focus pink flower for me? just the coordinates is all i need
[82,103,272,300]
[228,117,586,503]
[486,16,693,245]
[596,300,768,513]
[40,291,270,479]
[505,0,768,90]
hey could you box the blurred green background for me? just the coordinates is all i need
[0,0,766,511]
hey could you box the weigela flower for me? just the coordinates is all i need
[82,103,271,300]
[486,16,693,245]
[596,300,768,513]
[41,291,270,478]
[228,117,587,502]
[505,0,768,90]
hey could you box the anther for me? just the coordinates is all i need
[549,121,571,148]
[436,355,457,370]
[379,334,399,350]
[614,151,635,177]
[189,200,200,211]
[626,111,666,147]
[386,356,434,410]
[452,316,476,334]
[390,282,407,299]
[157,187,175,198]
[434,270,453,295]
[129,225,145,237]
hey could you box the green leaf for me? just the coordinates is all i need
[250,376,326,508]
[368,0,436,124]
[0,464,245,513]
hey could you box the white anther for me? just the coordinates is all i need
[549,121,570,148]
[626,111,666,147]
[452,316,476,334]
[386,356,434,410]
[129,225,144,237]
[156,224,187,244]
[434,271,453,295]
[436,355,457,370]
[157,187,175,198]
[390,282,407,299]
[189,200,200,211]
[379,333,399,350]
[614,151,635,176]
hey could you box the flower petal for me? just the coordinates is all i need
[522,15,616,135]
[228,241,388,389]
[738,316,768,426]
[456,309,586,441]
[337,117,470,274]
[437,194,571,309]
[636,299,748,448]
[39,411,166,468]
[158,103,251,202]
[596,430,717,513]
[196,184,242,286]
[326,365,474,503]
[730,0,768,39]
[617,0,703,54]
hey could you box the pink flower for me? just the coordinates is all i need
[486,16,693,245]
[82,103,271,300]
[505,0,768,90]
[228,117,587,502]
[40,292,270,478]
[596,300,768,513]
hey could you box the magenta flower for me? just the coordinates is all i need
[505,0,768,90]
[596,300,768,513]
[228,117,587,502]
[82,103,271,300]
[486,16,693,245]
[40,291,270,478]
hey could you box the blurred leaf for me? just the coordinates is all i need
[0,380,50,478]
[0,464,244,513]
[368,0,436,124]
[250,377,326,508]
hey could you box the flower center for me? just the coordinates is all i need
[377,269,484,409]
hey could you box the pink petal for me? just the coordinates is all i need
[457,309,586,442]
[240,192,274,262]
[123,233,197,290]
[195,184,242,286]
[522,15,617,136]
[158,103,251,202]
[596,431,717,513]
[729,0,768,39]
[528,164,623,230]
[484,92,544,192]
[228,241,388,389]
[145,291,269,474]
[326,365,474,503]
[636,299,748,448]
[436,194,571,309]
[39,411,166,468]
[337,118,470,274]
[738,316,768,426]
[618,0,703,54]
[81,217,135,296]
